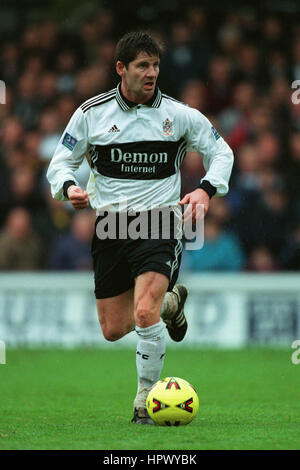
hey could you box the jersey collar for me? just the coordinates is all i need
[115,83,162,111]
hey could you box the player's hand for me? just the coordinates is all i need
[67,185,89,210]
[179,188,210,223]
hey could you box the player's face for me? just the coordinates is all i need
[117,52,160,103]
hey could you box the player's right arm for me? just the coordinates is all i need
[46,107,89,208]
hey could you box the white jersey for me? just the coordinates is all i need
[47,84,234,212]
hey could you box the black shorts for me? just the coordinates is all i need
[91,209,183,299]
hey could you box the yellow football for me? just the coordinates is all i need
[146,377,199,426]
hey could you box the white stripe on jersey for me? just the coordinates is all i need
[81,89,117,112]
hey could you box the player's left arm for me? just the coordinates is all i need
[180,108,234,222]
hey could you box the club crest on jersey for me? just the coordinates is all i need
[162,118,174,136]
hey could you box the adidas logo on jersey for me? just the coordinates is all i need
[108,125,120,133]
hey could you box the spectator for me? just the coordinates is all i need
[48,210,95,270]
[182,216,245,271]
[218,81,255,141]
[160,21,209,96]
[56,50,77,93]
[55,94,77,127]
[1,116,24,153]
[269,78,292,140]
[38,108,62,162]
[14,72,41,130]
[186,6,208,43]
[235,42,264,86]
[33,190,73,247]
[38,71,58,108]
[1,42,19,86]
[208,196,233,229]
[0,207,44,270]
[0,167,44,226]
[75,65,110,101]
[261,15,284,53]
[279,223,300,270]
[246,245,278,272]
[205,56,233,114]
[22,53,45,76]
[227,143,261,214]
[23,131,41,169]
[218,24,242,60]
[255,132,281,169]
[233,183,289,255]
[179,80,207,112]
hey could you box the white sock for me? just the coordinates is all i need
[134,321,166,409]
[160,291,178,320]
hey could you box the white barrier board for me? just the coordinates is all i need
[0,273,299,347]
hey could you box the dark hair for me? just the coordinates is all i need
[114,31,163,67]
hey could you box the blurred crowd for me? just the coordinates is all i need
[0,5,299,272]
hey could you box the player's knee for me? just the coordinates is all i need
[135,305,156,328]
[135,290,162,327]
[102,326,123,342]
[101,321,134,341]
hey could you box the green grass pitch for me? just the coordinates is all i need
[0,347,299,450]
